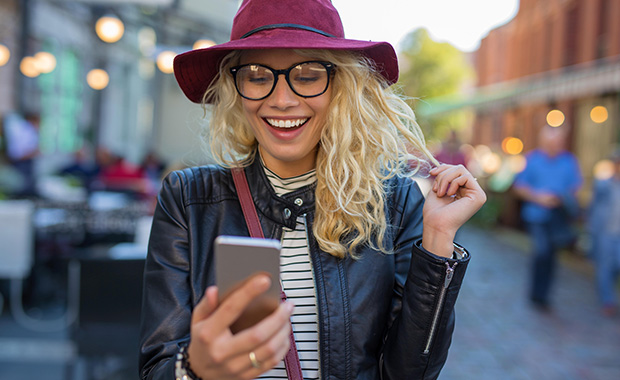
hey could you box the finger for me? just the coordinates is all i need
[209,274,272,333]
[442,175,466,197]
[429,164,452,176]
[235,319,292,377]
[228,301,294,357]
[431,165,462,193]
[433,167,461,196]
[249,321,292,372]
[192,286,219,324]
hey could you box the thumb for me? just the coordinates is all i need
[191,286,219,324]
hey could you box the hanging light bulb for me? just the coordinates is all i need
[0,44,10,67]
[193,39,215,50]
[34,51,57,74]
[20,56,40,78]
[546,109,565,127]
[95,15,125,43]
[156,51,176,74]
[87,69,110,90]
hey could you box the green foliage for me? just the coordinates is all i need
[398,28,474,140]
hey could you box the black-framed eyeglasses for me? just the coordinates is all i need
[230,61,335,100]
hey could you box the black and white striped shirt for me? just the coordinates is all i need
[257,165,319,380]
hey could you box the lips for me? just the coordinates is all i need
[264,118,308,129]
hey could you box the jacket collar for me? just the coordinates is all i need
[244,158,317,229]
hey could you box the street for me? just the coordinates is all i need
[441,225,620,380]
[0,224,619,380]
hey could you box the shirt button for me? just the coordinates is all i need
[283,208,291,219]
[294,198,303,206]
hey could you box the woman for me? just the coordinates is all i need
[139,1,486,379]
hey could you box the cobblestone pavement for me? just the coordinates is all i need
[1,225,619,380]
[440,225,620,380]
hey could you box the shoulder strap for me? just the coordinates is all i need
[231,167,264,238]
[230,167,304,380]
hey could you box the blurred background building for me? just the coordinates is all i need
[418,0,620,229]
[1,0,620,379]
[0,0,239,176]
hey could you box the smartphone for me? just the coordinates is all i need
[214,235,281,333]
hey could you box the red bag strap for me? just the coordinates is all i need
[231,167,304,380]
[231,167,265,238]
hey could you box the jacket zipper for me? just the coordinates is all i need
[423,261,458,355]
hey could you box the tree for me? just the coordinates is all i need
[398,28,474,142]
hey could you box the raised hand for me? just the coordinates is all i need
[422,164,487,257]
[187,275,295,380]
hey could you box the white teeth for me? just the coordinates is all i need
[266,118,307,128]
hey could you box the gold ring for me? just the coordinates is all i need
[249,351,261,369]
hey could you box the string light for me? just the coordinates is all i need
[87,69,109,90]
[20,56,40,77]
[590,106,608,124]
[193,39,215,50]
[546,109,565,127]
[95,15,125,43]
[156,51,176,74]
[34,52,56,74]
[0,43,10,67]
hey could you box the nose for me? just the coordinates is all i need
[267,74,299,109]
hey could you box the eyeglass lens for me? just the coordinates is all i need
[234,62,329,100]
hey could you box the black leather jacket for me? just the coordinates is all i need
[139,159,470,380]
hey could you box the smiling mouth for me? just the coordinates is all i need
[265,118,308,129]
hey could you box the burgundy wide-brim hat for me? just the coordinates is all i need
[173,0,399,103]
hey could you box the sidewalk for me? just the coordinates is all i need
[440,225,620,380]
[1,225,618,380]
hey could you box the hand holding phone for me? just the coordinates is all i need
[215,235,281,333]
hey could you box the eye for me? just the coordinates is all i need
[290,66,323,84]
[242,66,273,85]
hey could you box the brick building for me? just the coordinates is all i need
[472,0,620,196]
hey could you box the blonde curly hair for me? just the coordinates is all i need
[203,49,437,258]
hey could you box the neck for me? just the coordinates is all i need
[258,148,317,178]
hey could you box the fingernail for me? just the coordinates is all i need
[254,274,270,287]
[285,302,295,313]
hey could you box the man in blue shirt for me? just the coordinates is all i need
[514,125,582,311]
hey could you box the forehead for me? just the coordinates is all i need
[239,49,319,68]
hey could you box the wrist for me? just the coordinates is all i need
[175,344,202,380]
[422,228,455,258]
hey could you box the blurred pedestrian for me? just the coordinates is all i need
[57,144,101,192]
[435,130,467,167]
[139,0,486,379]
[587,148,620,317]
[3,112,40,197]
[514,125,583,311]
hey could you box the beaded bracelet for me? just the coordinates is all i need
[175,344,203,380]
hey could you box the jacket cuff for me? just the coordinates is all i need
[414,239,471,262]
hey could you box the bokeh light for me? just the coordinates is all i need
[193,39,216,50]
[0,44,10,66]
[593,159,615,180]
[20,56,40,77]
[590,106,608,124]
[34,51,57,74]
[95,16,125,43]
[501,137,524,155]
[156,51,176,74]
[546,109,565,127]
[138,27,156,56]
[87,69,109,90]
[480,151,502,174]
[139,58,155,80]
[507,154,527,173]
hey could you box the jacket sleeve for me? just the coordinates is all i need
[381,178,470,380]
[139,171,192,380]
